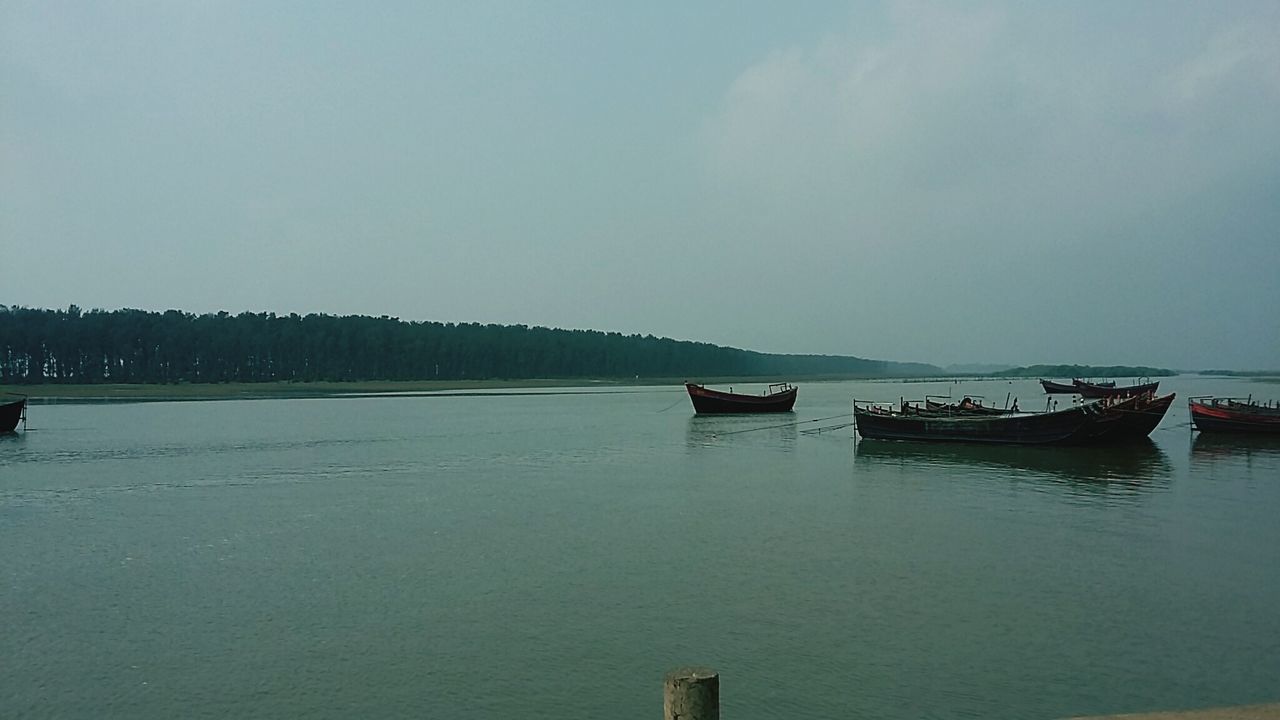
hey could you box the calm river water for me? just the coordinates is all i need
[3,376,1279,719]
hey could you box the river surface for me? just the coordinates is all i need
[3,376,1279,719]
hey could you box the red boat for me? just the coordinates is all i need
[1,394,26,433]
[1189,397,1280,434]
[685,382,797,414]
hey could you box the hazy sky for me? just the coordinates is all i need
[3,1,1278,369]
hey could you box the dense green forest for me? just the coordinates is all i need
[0,306,939,384]
[994,364,1175,378]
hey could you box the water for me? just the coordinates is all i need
[3,376,1279,719]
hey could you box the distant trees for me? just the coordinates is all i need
[0,305,928,384]
[995,364,1175,379]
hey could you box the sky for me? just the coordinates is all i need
[3,1,1278,370]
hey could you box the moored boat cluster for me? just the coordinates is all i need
[684,376,1279,444]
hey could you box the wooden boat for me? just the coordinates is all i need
[1,394,26,433]
[1041,378,1116,394]
[1189,397,1280,434]
[1039,379,1080,394]
[923,396,1016,416]
[1040,378,1148,397]
[854,399,1124,445]
[685,382,797,414]
[1073,379,1159,399]
[1105,392,1176,440]
[1217,398,1280,415]
[855,391,1167,445]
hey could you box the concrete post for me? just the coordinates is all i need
[664,667,719,720]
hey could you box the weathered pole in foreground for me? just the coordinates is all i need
[664,667,719,720]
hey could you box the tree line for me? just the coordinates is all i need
[0,306,937,385]
[994,364,1175,379]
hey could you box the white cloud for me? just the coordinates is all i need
[702,2,1280,213]
[1161,18,1280,107]
[693,1,1280,366]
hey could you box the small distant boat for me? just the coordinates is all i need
[1075,379,1159,399]
[1040,378,1158,398]
[1040,379,1082,394]
[685,382,797,414]
[1,394,26,433]
[1189,397,1280,434]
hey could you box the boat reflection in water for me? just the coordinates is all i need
[853,437,1172,493]
[1190,432,1280,468]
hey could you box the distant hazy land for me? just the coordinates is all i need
[1,306,938,388]
[7,306,1259,401]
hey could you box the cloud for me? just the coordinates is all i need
[694,1,1280,367]
[702,2,1280,218]
[1160,17,1280,107]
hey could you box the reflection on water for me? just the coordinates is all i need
[0,429,27,463]
[853,437,1172,491]
[1191,432,1280,470]
[685,414,799,450]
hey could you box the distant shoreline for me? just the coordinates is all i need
[5,372,1274,403]
[0,376,999,403]
[3,377,830,403]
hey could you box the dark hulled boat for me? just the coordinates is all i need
[1189,397,1280,434]
[1039,379,1080,394]
[923,396,1016,416]
[855,392,1166,446]
[1106,392,1176,439]
[685,382,797,414]
[854,399,1123,445]
[1,394,26,433]
[1074,380,1159,399]
[1040,378,1154,398]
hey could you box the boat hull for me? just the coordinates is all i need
[1190,400,1280,434]
[0,398,24,433]
[1103,392,1176,440]
[1075,381,1160,399]
[1040,379,1080,394]
[685,383,797,414]
[854,403,1122,445]
[856,393,1167,446]
[1041,379,1159,398]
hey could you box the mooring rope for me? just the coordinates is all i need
[656,398,687,413]
[800,421,857,435]
[714,412,854,436]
